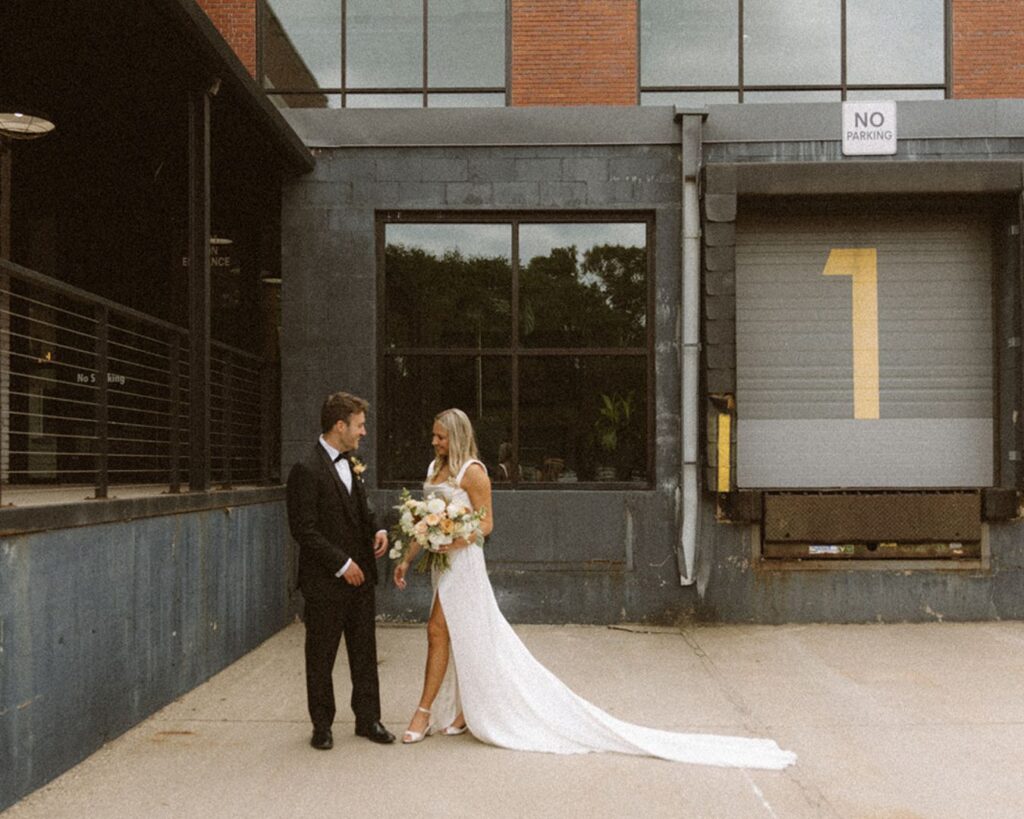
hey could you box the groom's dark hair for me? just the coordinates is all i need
[321,391,369,433]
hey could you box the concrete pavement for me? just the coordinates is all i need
[5,620,1024,818]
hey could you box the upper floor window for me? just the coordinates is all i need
[640,0,947,105]
[259,0,507,108]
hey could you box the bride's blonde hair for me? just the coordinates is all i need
[432,408,479,481]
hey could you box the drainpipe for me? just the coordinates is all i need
[677,109,707,586]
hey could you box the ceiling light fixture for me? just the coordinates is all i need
[0,109,56,140]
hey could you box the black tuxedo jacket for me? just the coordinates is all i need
[286,443,380,600]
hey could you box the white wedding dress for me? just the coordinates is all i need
[423,459,796,770]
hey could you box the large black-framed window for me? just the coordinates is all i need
[258,0,508,109]
[640,0,949,105]
[378,213,654,489]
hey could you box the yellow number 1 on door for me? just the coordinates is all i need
[822,248,880,420]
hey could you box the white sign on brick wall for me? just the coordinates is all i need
[842,101,897,156]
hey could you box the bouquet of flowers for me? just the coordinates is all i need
[388,488,487,574]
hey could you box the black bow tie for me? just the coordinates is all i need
[334,452,352,463]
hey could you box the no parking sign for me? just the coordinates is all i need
[842,101,897,156]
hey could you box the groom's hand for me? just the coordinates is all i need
[373,529,388,559]
[342,562,365,586]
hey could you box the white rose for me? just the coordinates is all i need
[401,511,414,528]
[388,547,402,560]
[446,502,465,519]
[426,497,446,515]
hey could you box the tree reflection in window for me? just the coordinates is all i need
[384,225,512,349]
[381,217,650,488]
[520,223,647,348]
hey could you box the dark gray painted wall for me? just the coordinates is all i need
[278,104,1024,628]
[279,124,694,625]
[0,501,288,811]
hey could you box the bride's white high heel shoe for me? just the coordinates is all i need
[402,707,433,744]
[440,717,468,736]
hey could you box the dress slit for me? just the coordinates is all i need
[431,567,462,730]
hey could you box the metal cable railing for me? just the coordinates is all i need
[0,260,276,503]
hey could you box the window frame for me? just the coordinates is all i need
[257,0,510,108]
[376,210,657,490]
[637,0,951,103]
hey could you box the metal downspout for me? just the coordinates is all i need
[677,109,706,586]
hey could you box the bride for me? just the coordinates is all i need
[392,408,796,770]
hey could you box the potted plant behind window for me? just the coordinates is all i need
[593,391,638,481]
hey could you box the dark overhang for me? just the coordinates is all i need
[160,0,314,175]
[1,0,313,177]
[729,159,1024,195]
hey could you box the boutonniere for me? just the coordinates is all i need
[350,456,367,479]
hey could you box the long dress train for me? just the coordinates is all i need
[423,459,796,770]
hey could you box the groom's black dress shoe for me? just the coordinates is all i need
[355,721,396,744]
[310,727,333,750]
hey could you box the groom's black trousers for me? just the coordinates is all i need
[303,584,381,730]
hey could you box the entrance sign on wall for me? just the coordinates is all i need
[822,248,880,419]
[841,101,897,156]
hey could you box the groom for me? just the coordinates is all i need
[286,391,394,749]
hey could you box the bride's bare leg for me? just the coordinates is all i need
[448,712,466,730]
[405,595,450,737]
[424,597,466,732]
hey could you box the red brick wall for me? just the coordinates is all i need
[510,0,636,106]
[952,0,1024,98]
[194,1,1024,104]
[196,0,257,78]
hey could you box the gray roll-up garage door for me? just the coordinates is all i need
[735,211,993,489]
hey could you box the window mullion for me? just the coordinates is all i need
[511,219,520,487]
[341,0,347,106]
[840,0,847,99]
[737,0,745,103]
[422,0,429,107]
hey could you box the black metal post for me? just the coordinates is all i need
[222,351,233,489]
[95,305,109,499]
[0,137,10,261]
[0,140,10,506]
[168,332,181,493]
[188,83,213,491]
[259,360,273,484]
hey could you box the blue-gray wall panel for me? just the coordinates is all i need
[0,502,288,811]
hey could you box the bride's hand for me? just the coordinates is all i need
[393,561,410,590]
[439,533,481,553]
